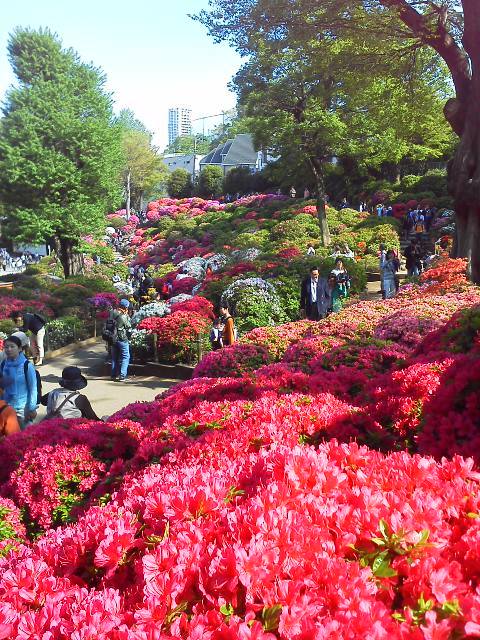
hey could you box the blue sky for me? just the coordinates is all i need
[0,0,242,148]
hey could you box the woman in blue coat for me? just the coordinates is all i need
[0,335,38,428]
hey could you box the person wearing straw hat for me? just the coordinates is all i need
[41,366,100,420]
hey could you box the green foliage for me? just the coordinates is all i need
[197,165,224,198]
[0,28,123,276]
[52,473,88,526]
[414,170,448,197]
[224,167,254,195]
[167,169,193,198]
[46,316,89,350]
[230,285,287,334]
[0,320,16,335]
[63,274,116,296]
[164,135,210,155]
[121,129,168,209]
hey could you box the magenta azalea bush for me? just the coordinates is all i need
[3,223,480,635]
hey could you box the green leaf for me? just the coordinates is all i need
[262,604,282,632]
[372,558,397,578]
[220,603,234,619]
[378,519,389,539]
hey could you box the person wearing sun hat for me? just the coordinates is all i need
[41,366,100,420]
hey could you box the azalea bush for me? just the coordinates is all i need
[139,311,211,363]
[221,277,286,333]
[45,317,89,351]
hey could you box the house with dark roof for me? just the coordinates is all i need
[199,134,266,176]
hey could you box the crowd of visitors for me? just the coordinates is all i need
[0,248,41,273]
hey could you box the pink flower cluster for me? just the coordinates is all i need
[1,260,480,636]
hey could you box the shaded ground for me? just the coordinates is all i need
[37,341,179,420]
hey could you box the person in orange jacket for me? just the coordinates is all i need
[220,305,236,346]
[0,399,21,436]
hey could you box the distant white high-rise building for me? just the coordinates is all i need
[168,107,192,146]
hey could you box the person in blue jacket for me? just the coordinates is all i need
[0,335,38,428]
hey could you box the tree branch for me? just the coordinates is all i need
[380,0,471,105]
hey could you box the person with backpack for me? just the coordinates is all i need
[209,318,225,351]
[41,366,100,421]
[105,299,132,381]
[11,311,46,366]
[0,335,38,428]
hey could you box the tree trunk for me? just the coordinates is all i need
[126,170,131,220]
[448,63,480,282]
[308,156,331,246]
[52,236,84,278]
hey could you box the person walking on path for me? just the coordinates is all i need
[220,306,236,346]
[0,399,20,436]
[300,267,331,320]
[380,250,398,299]
[11,311,46,365]
[289,186,296,199]
[41,366,100,420]
[110,299,132,381]
[404,239,423,277]
[0,335,38,428]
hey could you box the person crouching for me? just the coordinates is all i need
[42,366,100,420]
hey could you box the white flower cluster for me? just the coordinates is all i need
[221,277,281,317]
[113,282,134,296]
[231,248,261,263]
[129,329,154,360]
[205,254,228,271]
[177,257,207,280]
[131,301,170,327]
[167,294,193,306]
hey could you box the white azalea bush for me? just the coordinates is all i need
[131,301,170,327]
[129,329,154,361]
[231,248,261,263]
[221,277,286,333]
[177,257,206,280]
[205,253,228,271]
[167,294,193,306]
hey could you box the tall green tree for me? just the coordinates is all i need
[117,112,168,216]
[164,135,210,155]
[115,108,150,135]
[197,0,480,281]
[230,35,452,244]
[0,28,122,277]
[167,168,193,198]
[197,165,224,198]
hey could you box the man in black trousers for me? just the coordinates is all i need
[300,266,331,320]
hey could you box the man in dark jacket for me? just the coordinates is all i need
[300,267,331,320]
[11,311,46,365]
[404,239,423,277]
